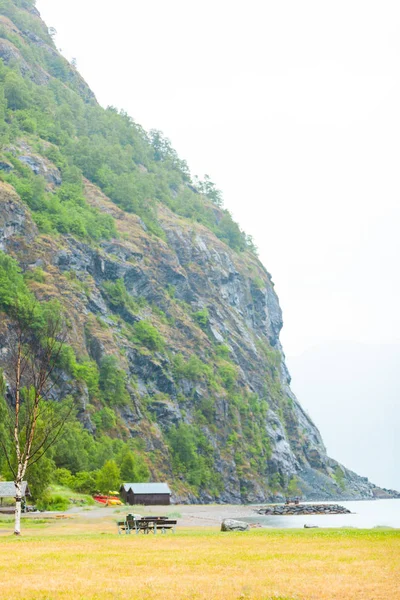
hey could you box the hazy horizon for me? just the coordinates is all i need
[288,340,400,490]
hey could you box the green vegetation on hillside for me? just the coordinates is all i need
[0,8,255,252]
[0,0,292,505]
[0,252,150,505]
[3,157,116,240]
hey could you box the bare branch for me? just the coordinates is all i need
[0,436,16,478]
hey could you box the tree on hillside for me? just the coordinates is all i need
[96,460,121,494]
[194,175,223,207]
[120,450,150,483]
[0,290,73,535]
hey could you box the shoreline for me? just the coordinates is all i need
[24,497,400,529]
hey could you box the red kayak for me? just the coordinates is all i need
[93,495,122,505]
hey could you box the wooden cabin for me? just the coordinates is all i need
[120,483,171,506]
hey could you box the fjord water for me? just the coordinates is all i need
[246,499,400,529]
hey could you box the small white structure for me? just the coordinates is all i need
[0,481,31,506]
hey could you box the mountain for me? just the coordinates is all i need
[288,342,400,491]
[0,0,395,502]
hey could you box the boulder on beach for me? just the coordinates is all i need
[221,519,250,532]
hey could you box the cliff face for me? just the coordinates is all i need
[0,1,391,502]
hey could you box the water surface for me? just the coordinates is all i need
[244,499,400,529]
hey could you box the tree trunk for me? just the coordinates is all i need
[14,480,22,536]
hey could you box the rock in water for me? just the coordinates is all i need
[221,519,250,532]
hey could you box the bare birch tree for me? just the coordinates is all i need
[0,301,72,535]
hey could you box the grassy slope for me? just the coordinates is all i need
[0,523,399,599]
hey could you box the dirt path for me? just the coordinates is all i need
[64,503,258,526]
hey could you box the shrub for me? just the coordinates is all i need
[198,397,216,423]
[132,320,164,351]
[286,476,300,496]
[99,355,130,406]
[74,360,100,397]
[103,279,134,311]
[192,307,209,328]
[3,167,116,241]
[36,493,70,512]
[217,361,238,390]
[253,276,264,290]
[24,267,46,283]
[333,466,346,491]
[57,345,100,398]
[71,471,98,494]
[173,354,213,382]
[92,406,117,431]
[53,468,74,488]
[215,344,230,359]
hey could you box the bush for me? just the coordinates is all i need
[57,345,100,398]
[99,355,130,406]
[53,468,74,488]
[253,276,264,290]
[173,354,213,383]
[132,320,164,351]
[103,279,139,313]
[74,360,100,397]
[36,493,70,512]
[71,471,98,494]
[92,406,117,431]
[192,308,209,328]
[215,344,230,359]
[3,167,116,242]
[24,267,46,283]
[217,361,238,390]
[333,466,346,491]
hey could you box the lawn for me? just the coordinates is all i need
[0,523,399,600]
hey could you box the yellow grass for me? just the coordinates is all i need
[0,521,399,600]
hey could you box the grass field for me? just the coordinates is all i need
[0,519,399,600]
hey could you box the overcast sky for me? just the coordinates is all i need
[36,0,400,357]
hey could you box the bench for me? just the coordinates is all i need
[117,520,129,534]
[117,517,177,535]
[127,518,152,534]
[154,519,177,534]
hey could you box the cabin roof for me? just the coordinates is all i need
[121,483,171,495]
[0,481,30,498]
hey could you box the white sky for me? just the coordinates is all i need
[36,0,400,357]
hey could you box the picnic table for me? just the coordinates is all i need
[117,515,177,535]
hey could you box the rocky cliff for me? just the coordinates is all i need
[0,0,391,502]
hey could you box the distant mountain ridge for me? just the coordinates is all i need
[0,0,396,502]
